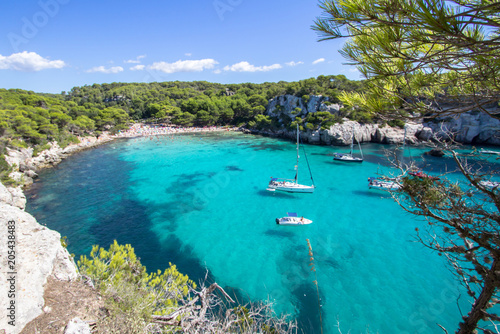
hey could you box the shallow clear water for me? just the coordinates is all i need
[25,132,499,333]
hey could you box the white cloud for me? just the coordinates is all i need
[124,55,146,64]
[149,59,218,73]
[223,61,282,72]
[312,58,325,65]
[130,64,145,71]
[213,69,222,74]
[185,53,192,57]
[86,66,124,74]
[285,61,304,67]
[0,51,66,71]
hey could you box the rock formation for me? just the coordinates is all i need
[262,94,500,146]
[0,182,79,334]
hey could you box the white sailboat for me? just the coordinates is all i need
[267,124,315,193]
[333,126,363,162]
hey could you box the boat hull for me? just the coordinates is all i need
[368,177,401,191]
[333,155,363,163]
[276,217,313,225]
[267,181,315,193]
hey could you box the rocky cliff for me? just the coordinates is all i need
[0,182,78,334]
[262,94,500,146]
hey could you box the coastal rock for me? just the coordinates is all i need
[424,111,500,144]
[266,94,340,121]
[263,94,500,146]
[5,147,33,169]
[8,186,27,210]
[416,126,434,141]
[0,184,26,210]
[321,120,377,145]
[374,126,405,144]
[426,149,445,157]
[0,182,78,334]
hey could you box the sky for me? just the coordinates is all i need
[0,0,361,94]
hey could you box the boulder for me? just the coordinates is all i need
[425,149,445,157]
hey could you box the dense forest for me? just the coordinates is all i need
[0,75,363,182]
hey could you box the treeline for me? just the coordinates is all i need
[0,75,363,182]
[64,75,363,126]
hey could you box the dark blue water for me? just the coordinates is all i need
[25,132,499,333]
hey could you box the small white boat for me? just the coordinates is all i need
[480,148,500,155]
[479,180,500,190]
[276,212,312,225]
[368,177,402,191]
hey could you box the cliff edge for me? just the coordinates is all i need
[0,182,78,334]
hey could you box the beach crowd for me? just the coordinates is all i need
[115,123,233,138]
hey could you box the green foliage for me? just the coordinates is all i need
[305,111,342,130]
[78,241,196,331]
[0,77,363,168]
[250,114,272,130]
[33,143,51,157]
[401,176,446,207]
[388,119,405,129]
[313,0,500,120]
[63,77,361,128]
[0,155,15,185]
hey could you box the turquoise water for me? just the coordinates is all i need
[26,132,497,333]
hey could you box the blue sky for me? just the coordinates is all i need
[0,0,361,94]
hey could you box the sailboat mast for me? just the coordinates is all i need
[296,123,299,184]
[402,125,407,166]
[350,126,354,155]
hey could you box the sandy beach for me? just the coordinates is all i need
[115,124,236,138]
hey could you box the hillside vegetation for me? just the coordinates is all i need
[0,75,363,182]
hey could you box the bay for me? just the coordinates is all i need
[26,131,487,333]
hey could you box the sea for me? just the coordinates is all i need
[24,131,499,333]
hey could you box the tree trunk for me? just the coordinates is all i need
[457,259,499,334]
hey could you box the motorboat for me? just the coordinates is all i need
[368,177,402,191]
[276,212,312,225]
[479,180,500,190]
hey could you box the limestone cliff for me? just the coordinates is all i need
[263,94,500,146]
[0,182,78,334]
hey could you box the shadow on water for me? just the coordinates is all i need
[248,142,287,152]
[164,172,215,198]
[226,165,244,172]
[264,229,296,238]
[293,283,325,334]
[89,198,214,283]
